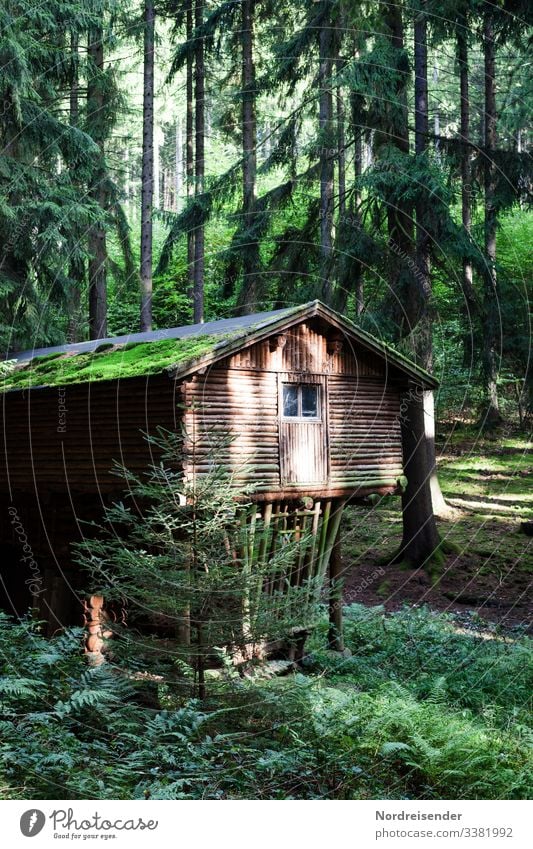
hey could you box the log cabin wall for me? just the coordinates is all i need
[182,319,405,498]
[0,373,180,494]
[0,374,182,628]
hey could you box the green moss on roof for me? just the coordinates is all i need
[1,333,236,393]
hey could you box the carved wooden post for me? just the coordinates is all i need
[83,594,112,665]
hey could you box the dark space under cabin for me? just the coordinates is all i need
[0,301,437,647]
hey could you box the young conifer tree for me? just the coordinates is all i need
[75,429,320,698]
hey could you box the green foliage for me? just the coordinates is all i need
[311,605,533,726]
[1,605,530,799]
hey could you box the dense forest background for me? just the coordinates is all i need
[0,0,532,803]
[1,0,531,427]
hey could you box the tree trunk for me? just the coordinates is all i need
[186,1,195,307]
[382,1,414,335]
[457,23,477,366]
[433,59,440,161]
[140,0,155,332]
[175,118,183,211]
[336,57,346,223]
[482,16,501,426]
[153,133,160,210]
[87,25,107,340]
[67,30,82,343]
[380,2,439,564]
[193,0,205,323]
[236,0,261,315]
[350,90,364,317]
[413,4,447,517]
[398,386,441,570]
[319,11,334,303]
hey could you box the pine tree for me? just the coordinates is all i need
[0,0,100,351]
[140,0,156,332]
[236,0,261,314]
[456,11,478,366]
[481,12,502,426]
[76,431,319,698]
[67,29,84,343]
[318,2,335,301]
[87,15,109,340]
[193,0,206,323]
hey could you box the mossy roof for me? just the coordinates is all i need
[1,301,438,393]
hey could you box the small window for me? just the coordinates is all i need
[282,384,320,420]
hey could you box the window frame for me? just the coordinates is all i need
[281,382,322,422]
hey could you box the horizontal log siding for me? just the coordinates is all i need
[0,375,179,492]
[182,368,281,489]
[328,376,403,487]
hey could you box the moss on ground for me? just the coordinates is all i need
[1,332,240,392]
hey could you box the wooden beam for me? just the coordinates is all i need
[328,526,344,652]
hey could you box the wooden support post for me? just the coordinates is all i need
[328,527,344,652]
[83,594,111,665]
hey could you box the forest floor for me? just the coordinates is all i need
[342,430,532,633]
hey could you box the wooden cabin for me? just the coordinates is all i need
[0,301,437,649]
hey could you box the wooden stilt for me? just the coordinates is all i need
[328,527,344,652]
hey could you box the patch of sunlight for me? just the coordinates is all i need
[501,438,533,451]
[451,626,518,644]
[447,497,531,515]
[482,491,533,503]
[444,456,532,475]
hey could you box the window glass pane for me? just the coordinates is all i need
[301,385,319,418]
[282,384,299,417]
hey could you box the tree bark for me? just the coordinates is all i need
[482,15,502,426]
[348,89,364,317]
[378,1,439,565]
[186,1,195,307]
[87,24,107,340]
[193,0,205,323]
[236,0,261,315]
[414,3,447,517]
[382,1,414,334]
[140,0,155,332]
[336,50,346,223]
[457,23,477,366]
[398,385,441,568]
[433,59,440,161]
[319,11,334,303]
[67,30,82,343]
[175,118,183,211]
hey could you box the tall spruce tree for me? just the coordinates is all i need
[481,12,502,426]
[140,0,156,332]
[456,9,478,366]
[87,15,109,339]
[0,0,100,351]
[236,0,262,314]
[193,0,206,323]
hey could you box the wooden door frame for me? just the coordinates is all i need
[277,373,330,486]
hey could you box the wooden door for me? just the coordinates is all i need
[279,374,328,485]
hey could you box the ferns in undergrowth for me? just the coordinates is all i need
[0,605,531,800]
